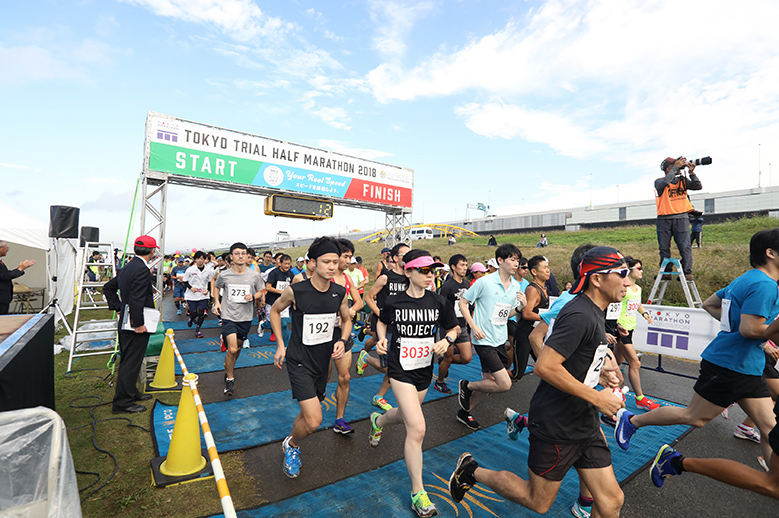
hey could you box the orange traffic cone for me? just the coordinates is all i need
[159,373,207,476]
[149,329,178,390]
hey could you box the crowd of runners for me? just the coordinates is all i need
[162,229,779,517]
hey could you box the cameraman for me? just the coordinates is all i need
[655,157,702,278]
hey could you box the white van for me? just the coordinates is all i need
[410,227,434,240]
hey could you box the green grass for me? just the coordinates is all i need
[55,311,262,518]
[55,215,776,517]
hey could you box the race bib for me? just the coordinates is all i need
[626,299,640,318]
[454,300,463,318]
[276,280,290,292]
[228,284,251,303]
[606,302,621,320]
[720,299,732,332]
[399,337,434,370]
[303,313,337,346]
[583,344,609,388]
[492,303,512,325]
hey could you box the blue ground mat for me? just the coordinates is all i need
[153,360,510,456]
[162,318,253,330]
[206,397,688,517]
[172,333,371,372]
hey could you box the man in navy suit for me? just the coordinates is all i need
[103,235,158,413]
[0,241,36,315]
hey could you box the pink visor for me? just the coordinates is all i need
[404,255,445,270]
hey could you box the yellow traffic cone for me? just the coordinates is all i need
[150,329,178,389]
[159,373,207,476]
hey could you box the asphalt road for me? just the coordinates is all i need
[163,295,777,517]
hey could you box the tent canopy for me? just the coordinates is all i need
[0,201,48,250]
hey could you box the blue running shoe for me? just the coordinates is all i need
[571,501,592,518]
[614,408,637,450]
[282,435,301,478]
[333,418,355,434]
[504,408,525,441]
[651,444,682,487]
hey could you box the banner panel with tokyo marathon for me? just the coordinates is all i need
[144,112,413,210]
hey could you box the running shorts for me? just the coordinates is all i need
[694,359,771,408]
[474,344,509,374]
[528,433,612,481]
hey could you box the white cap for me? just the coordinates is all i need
[441,264,450,271]
[487,258,499,268]
[297,256,305,262]
[350,257,358,264]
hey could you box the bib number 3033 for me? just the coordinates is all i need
[583,344,609,388]
[303,313,337,346]
[399,337,434,370]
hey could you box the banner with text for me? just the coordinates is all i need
[633,305,720,362]
[144,112,413,209]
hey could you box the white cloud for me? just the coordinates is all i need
[365,0,779,192]
[368,0,436,60]
[122,0,289,41]
[309,106,352,130]
[0,44,85,84]
[0,162,42,172]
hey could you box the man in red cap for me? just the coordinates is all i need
[103,235,158,413]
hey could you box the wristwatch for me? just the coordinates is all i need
[445,335,455,345]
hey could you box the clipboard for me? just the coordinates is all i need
[122,305,160,332]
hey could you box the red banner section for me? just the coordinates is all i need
[345,179,413,209]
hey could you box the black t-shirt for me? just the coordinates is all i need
[528,293,609,444]
[266,268,294,306]
[439,275,471,327]
[381,290,458,379]
[376,270,409,309]
[287,279,346,374]
[516,282,550,331]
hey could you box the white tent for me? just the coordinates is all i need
[0,201,49,299]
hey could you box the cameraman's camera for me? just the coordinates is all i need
[685,156,712,167]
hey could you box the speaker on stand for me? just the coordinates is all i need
[80,226,99,248]
[40,205,81,336]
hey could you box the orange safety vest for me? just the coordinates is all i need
[655,177,694,216]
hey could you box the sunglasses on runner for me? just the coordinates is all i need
[631,266,643,271]
[414,266,436,275]
[595,268,630,278]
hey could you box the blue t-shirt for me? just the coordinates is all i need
[701,269,779,376]
[170,266,187,287]
[463,272,522,347]
[540,290,576,326]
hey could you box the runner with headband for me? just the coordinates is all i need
[272,237,352,479]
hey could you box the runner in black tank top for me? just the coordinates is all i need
[271,237,351,479]
[512,256,551,380]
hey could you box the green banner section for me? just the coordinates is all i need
[149,142,262,185]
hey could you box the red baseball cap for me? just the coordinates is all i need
[134,235,158,248]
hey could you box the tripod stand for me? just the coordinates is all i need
[39,294,73,337]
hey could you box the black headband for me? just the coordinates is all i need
[309,240,341,259]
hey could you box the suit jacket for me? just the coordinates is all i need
[0,259,25,304]
[103,256,155,331]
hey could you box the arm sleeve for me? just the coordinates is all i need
[740,280,778,319]
[253,275,265,293]
[0,267,24,282]
[687,172,703,191]
[214,275,225,289]
[655,166,680,196]
[463,278,482,303]
[128,268,151,327]
[102,276,121,312]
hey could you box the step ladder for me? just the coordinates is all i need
[646,257,702,308]
[66,242,118,372]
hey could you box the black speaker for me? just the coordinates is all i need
[49,206,79,239]
[80,226,99,247]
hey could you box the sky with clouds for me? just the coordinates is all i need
[2,0,778,251]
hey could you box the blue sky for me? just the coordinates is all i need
[2,0,778,251]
